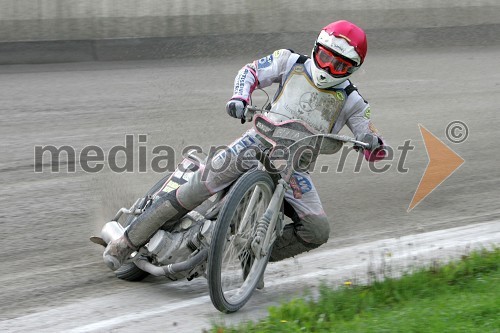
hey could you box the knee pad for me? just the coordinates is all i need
[269,225,321,262]
[295,214,330,245]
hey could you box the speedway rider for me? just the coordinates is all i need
[103,20,388,281]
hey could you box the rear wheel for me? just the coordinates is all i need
[208,170,275,313]
[115,173,172,281]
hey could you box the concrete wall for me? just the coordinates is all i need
[1,0,499,42]
[0,0,499,64]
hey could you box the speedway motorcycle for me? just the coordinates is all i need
[91,106,369,313]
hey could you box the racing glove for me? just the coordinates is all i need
[226,99,246,119]
[355,133,381,151]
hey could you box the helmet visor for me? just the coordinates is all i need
[313,44,357,77]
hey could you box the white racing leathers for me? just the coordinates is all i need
[126,49,386,262]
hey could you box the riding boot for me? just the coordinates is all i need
[103,190,189,271]
[269,224,320,262]
[126,190,189,246]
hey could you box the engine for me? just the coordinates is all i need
[145,211,214,279]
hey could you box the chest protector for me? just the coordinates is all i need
[268,64,347,133]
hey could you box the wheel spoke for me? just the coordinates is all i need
[219,181,272,302]
[237,185,261,234]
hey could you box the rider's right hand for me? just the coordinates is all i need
[355,133,381,151]
[226,99,246,119]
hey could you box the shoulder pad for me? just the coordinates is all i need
[295,54,310,64]
[345,80,368,102]
[345,82,357,96]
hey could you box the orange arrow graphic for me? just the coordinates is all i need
[408,124,465,212]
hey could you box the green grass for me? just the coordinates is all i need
[211,248,500,333]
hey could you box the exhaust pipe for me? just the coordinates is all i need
[134,249,208,277]
[100,221,126,245]
[91,221,127,248]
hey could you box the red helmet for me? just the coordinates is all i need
[311,20,368,88]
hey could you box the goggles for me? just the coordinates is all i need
[313,44,358,77]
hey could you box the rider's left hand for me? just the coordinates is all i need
[226,99,246,119]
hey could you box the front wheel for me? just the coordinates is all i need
[208,169,275,313]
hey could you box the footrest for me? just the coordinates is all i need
[89,236,107,247]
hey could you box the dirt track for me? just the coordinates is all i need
[0,45,499,331]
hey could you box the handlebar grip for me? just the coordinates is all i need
[243,106,257,123]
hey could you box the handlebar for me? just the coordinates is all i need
[243,105,264,122]
[243,106,371,149]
